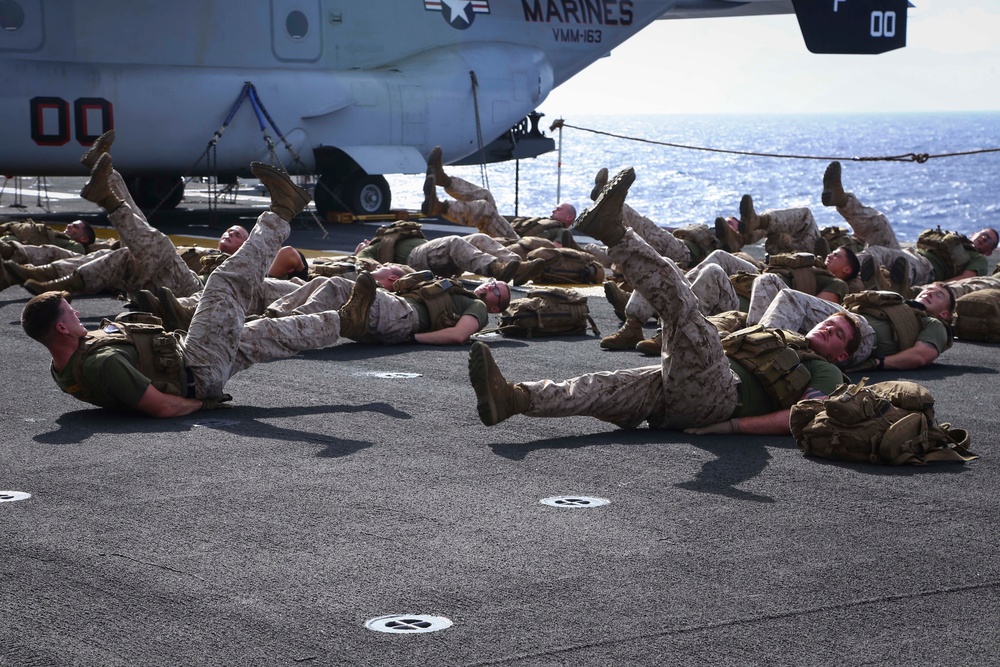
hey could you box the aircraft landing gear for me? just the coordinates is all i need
[123,175,185,210]
[313,172,391,219]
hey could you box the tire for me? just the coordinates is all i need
[339,173,391,215]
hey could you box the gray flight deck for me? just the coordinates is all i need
[2,187,998,666]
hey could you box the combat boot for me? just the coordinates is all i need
[23,271,86,296]
[420,175,449,217]
[603,280,631,322]
[157,286,195,332]
[573,167,635,247]
[559,228,582,251]
[80,154,124,212]
[714,217,743,253]
[511,257,547,286]
[250,162,311,221]
[131,289,163,320]
[80,129,115,169]
[738,194,768,242]
[857,254,880,290]
[0,260,12,291]
[487,258,521,283]
[5,261,60,283]
[886,256,910,296]
[822,161,848,207]
[339,271,376,340]
[426,146,451,188]
[635,329,663,357]
[468,341,530,426]
[590,167,608,201]
[0,240,14,261]
[600,315,644,350]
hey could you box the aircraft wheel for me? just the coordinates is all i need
[339,173,391,216]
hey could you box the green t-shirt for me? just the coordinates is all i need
[52,343,151,410]
[777,272,849,301]
[407,293,488,332]
[731,357,842,418]
[358,237,426,265]
[864,313,950,356]
[917,247,988,280]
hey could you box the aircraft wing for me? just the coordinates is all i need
[658,0,910,55]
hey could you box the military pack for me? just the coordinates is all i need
[371,220,426,263]
[672,224,719,266]
[510,216,565,241]
[721,325,821,409]
[820,225,865,254]
[790,379,976,465]
[843,290,926,352]
[916,227,977,279]
[525,247,605,285]
[495,287,599,338]
[395,275,479,332]
[953,288,1000,343]
[764,252,831,296]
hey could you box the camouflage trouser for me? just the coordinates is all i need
[521,229,739,430]
[74,247,134,294]
[178,277,306,314]
[755,286,876,366]
[837,193,901,249]
[747,207,823,255]
[586,204,692,270]
[6,241,80,265]
[746,273,790,325]
[947,275,1000,298]
[625,260,738,321]
[263,275,416,343]
[406,233,518,276]
[34,248,114,278]
[859,246,934,286]
[179,211,336,398]
[699,249,759,275]
[441,176,519,240]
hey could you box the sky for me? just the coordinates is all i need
[536,0,1000,116]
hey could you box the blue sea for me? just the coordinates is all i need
[387,112,1000,243]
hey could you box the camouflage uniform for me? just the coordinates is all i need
[406,233,520,276]
[180,212,345,398]
[834,193,901,249]
[753,285,876,366]
[438,175,519,240]
[946,275,1000,298]
[743,207,825,255]
[584,203,692,270]
[176,277,308,315]
[623,260,740,323]
[859,245,935,287]
[518,228,739,430]
[5,241,83,265]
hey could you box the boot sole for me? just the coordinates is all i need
[469,342,501,426]
[573,167,635,238]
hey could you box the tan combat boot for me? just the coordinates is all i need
[80,129,115,169]
[822,161,848,207]
[468,341,530,426]
[420,175,449,217]
[426,146,451,188]
[738,194,770,244]
[0,240,14,261]
[487,258,521,283]
[131,289,163,320]
[157,286,195,332]
[559,228,582,251]
[80,154,124,212]
[5,261,60,283]
[573,167,635,247]
[250,162,312,221]
[600,315,644,350]
[23,271,86,296]
[603,280,631,322]
[635,329,663,356]
[511,257,548,286]
[0,260,12,291]
[714,217,743,253]
[590,167,608,201]
[338,271,377,340]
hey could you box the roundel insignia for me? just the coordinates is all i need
[424,0,491,30]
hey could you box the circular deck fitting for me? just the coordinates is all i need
[365,614,453,634]
[353,371,422,379]
[0,491,31,503]
[539,495,610,508]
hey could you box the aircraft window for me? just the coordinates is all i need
[0,0,25,32]
[285,10,308,40]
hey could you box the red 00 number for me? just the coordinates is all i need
[30,97,113,146]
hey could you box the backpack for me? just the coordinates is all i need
[916,227,977,279]
[843,290,924,352]
[764,252,828,296]
[721,325,821,409]
[371,221,425,263]
[820,225,866,254]
[953,288,1000,343]
[495,287,600,338]
[525,247,606,285]
[790,379,976,465]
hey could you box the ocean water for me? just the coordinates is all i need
[387,112,1000,243]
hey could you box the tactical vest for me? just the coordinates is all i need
[0,220,66,246]
[673,224,719,265]
[371,221,426,264]
[953,288,1000,343]
[728,271,757,300]
[525,246,605,285]
[395,277,480,331]
[820,225,866,254]
[66,313,187,404]
[764,252,832,297]
[721,325,823,409]
[511,217,564,241]
[177,246,227,276]
[843,291,927,352]
[916,227,976,279]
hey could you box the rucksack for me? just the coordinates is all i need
[764,252,829,296]
[525,247,606,285]
[953,288,1000,343]
[916,227,977,279]
[495,287,600,338]
[820,225,866,254]
[789,379,976,465]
